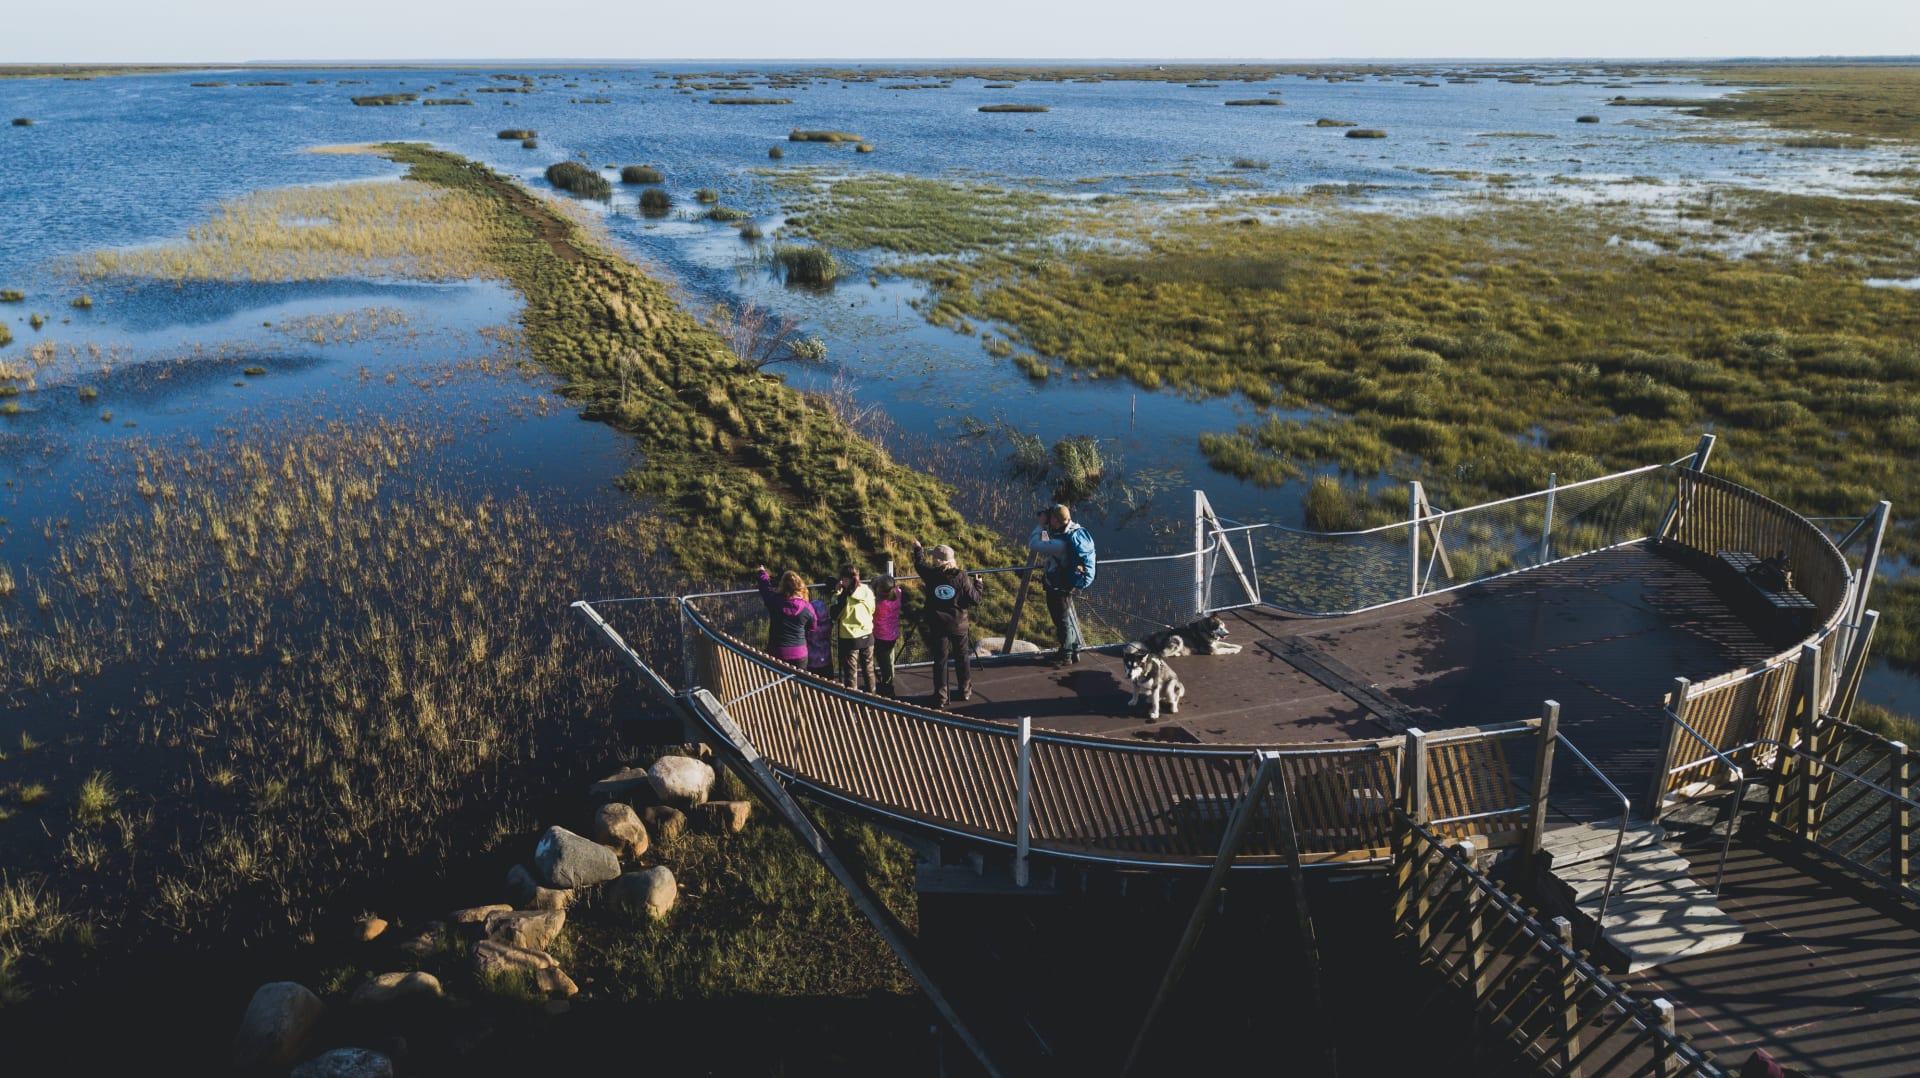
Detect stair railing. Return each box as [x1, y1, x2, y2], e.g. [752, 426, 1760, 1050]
[1660, 708, 1750, 895]
[1552, 731, 1632, 933]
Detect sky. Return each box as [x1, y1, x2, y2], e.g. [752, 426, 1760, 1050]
[4, 0, 1917, 64]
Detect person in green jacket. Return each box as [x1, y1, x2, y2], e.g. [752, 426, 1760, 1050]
[830, 562, 877, 692]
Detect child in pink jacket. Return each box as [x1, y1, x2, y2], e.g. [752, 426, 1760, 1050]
[872, 574, 903, 697]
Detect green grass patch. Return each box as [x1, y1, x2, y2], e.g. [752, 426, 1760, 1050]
[705, 206, 749, 223]
[350, 94, 415, 107]
[1346, 129, 1388, 139]
[620, 165, 663, 184]
[979, 104, 1048, 113]
[773, 170, 1056, 255]
[69, 295, 92, 309]
[1315, 118, 1357, 127]
[639, 188, 671, 214]
[789, 129, 863, 143]
[0, 290, 23, 302]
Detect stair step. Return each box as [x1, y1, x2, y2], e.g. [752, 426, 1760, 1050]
[1595, 883, 1747, 973]
[1553, 845, 1698, 904]
[1539, 817, 1666, 869]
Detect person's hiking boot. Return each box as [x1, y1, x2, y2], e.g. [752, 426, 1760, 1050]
[931, 694, 948, 710]
[959, 688, 973, 702]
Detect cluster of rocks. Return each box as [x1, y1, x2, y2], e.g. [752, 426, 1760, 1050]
[234, 753, 753, 1075]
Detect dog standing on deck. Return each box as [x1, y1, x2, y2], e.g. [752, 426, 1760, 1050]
[1122, 643, 1186, 721]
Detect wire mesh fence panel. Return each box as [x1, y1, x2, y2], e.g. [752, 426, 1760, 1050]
[1256, 526, 1412, 614]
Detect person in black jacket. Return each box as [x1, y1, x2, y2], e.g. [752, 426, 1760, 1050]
[911, 539, 980, 709]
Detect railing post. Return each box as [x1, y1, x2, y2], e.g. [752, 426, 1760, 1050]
[1832, 609, 1880, 725]
[1553, 917, 1583, 1078]
[1652, 997, 1678, 1078]
[1193, 490, 1209, 615]
[678, 600, 696, 695]
[1797, 643, 1829, 840]
[1462, 839, 1487, 1003]
[1014, 716, 1033, 888]
[1895, 741, 1914, 892]
[1688, 432, 1716, 473]
[1528, 701, 1561, 867]
[1540, 472, 1556, 565]
[1409, 482, 1423, 598]
[1647, 678, 1691, 824]
[1402, 729, 1432, 950]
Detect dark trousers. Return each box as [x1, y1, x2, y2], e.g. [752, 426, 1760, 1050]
[928, 629, 971, 704]
[838, 636, 875, 692]
[1045, 587, 1084, 658]
[875, 636, 899, 696]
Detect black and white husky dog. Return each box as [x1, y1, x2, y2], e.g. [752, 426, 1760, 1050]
[1122, 643, 1186, 721]
[1141, 614, 1243, 657]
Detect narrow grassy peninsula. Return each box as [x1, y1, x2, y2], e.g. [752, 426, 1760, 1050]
[379, 145, 1018, 586]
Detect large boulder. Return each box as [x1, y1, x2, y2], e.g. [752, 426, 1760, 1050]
[534, 826, 621, 889]
[592, 802, 650, 859]
[233, 981, 326, 1071]
[648, 755, 715, 808]
[471, 940, 557, 978]
[609, 866, 677, 920]
[350, 971, 443, 1007]
[694, 800, 752, 834]
[588, 767, 658, 804]
[290, 1047, 394, 1078]
[505, 863, 572, 910]
[640, 805, 688, 843]
[485, 909, 566, 952]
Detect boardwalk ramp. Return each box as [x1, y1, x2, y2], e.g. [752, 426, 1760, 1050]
[1542, 818, 1745, 973]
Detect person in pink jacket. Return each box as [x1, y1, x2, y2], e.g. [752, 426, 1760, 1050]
[871, 574, 903, 697]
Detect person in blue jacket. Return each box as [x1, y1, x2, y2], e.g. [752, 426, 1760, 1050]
[1027, 503, 1096, 666]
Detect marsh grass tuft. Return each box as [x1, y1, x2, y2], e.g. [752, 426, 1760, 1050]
[1315, 118, 1358, 127]
[768, 146, 784, 159]
[70, 295, 92, 309]
[496, 129, 537, 140]
[773, 244, 840, 285]
[639, 188, 672, 215]
[0, 291, 23, 302]
[1345, 129, 1388, 139]
[620, 165, 663, 184]
[73, 773, 116, 824]
[978, 104, 1048, 113]
[11, 118, 33, 127]
[694, 188, 720, 204]
[1224, 99, 1281, 106]
[350, 94, 415, 107]
[545, 162, 612, 199]
[789, 129, 864, 143]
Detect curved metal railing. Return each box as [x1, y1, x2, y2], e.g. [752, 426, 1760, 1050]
[580, 449, 1874, 870]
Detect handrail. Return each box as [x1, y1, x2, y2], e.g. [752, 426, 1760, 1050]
[1785, 741, 1920, 811]
[1430, 802, 1533, 827]
[1663, 708, 1748, 895]
[1257, 462, 1671, 539]
[1553, 732, 1632, 933]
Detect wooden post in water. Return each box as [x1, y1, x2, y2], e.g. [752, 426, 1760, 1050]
[1528, 701, 1561, 868]
[1646, 679, 1691, 825]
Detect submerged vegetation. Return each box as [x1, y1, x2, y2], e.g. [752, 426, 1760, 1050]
[775, 170, 1055, 255]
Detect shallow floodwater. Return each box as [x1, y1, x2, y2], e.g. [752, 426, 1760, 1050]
[1, 62, 1914, 701]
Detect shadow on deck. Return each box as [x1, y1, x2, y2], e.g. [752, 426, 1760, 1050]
[897, 543, 1782, 798]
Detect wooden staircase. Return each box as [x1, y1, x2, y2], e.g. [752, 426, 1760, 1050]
[1540, 817, 1746, 973]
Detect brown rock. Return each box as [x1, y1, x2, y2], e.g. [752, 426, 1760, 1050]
[470, 940, 556, 978]
[396, 922, 443, 958]
[695, 800, 752, 834]
[588, 767, 659, 804]
[639, 805, 687, 843]
[233, 981, 326, 1070]
[484, 908, 566, 952]
[353, 916, 389, 943]
[609, 866, 677, 920]
[592, 802, 650, 859]
[350, 971, 443, 1006]
[534, 966, 580, 998]
[448, 903, 512, 925]
[505, 863, 573, 910]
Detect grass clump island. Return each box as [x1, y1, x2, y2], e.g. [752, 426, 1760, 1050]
[349, 93, 415, 107]
[788, 129, 863, 143]
[639, 187, 672, 214]
[979, 103, 1048, 113]
[496, 128, 537, 140]
[773, 244, 840, 285]
[619, 164, 662, 184]
[709, 97, 791, 105]
[544, 161, 612, 199]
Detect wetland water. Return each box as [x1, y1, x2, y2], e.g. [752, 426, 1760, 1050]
[2, 64, 1916, 740]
